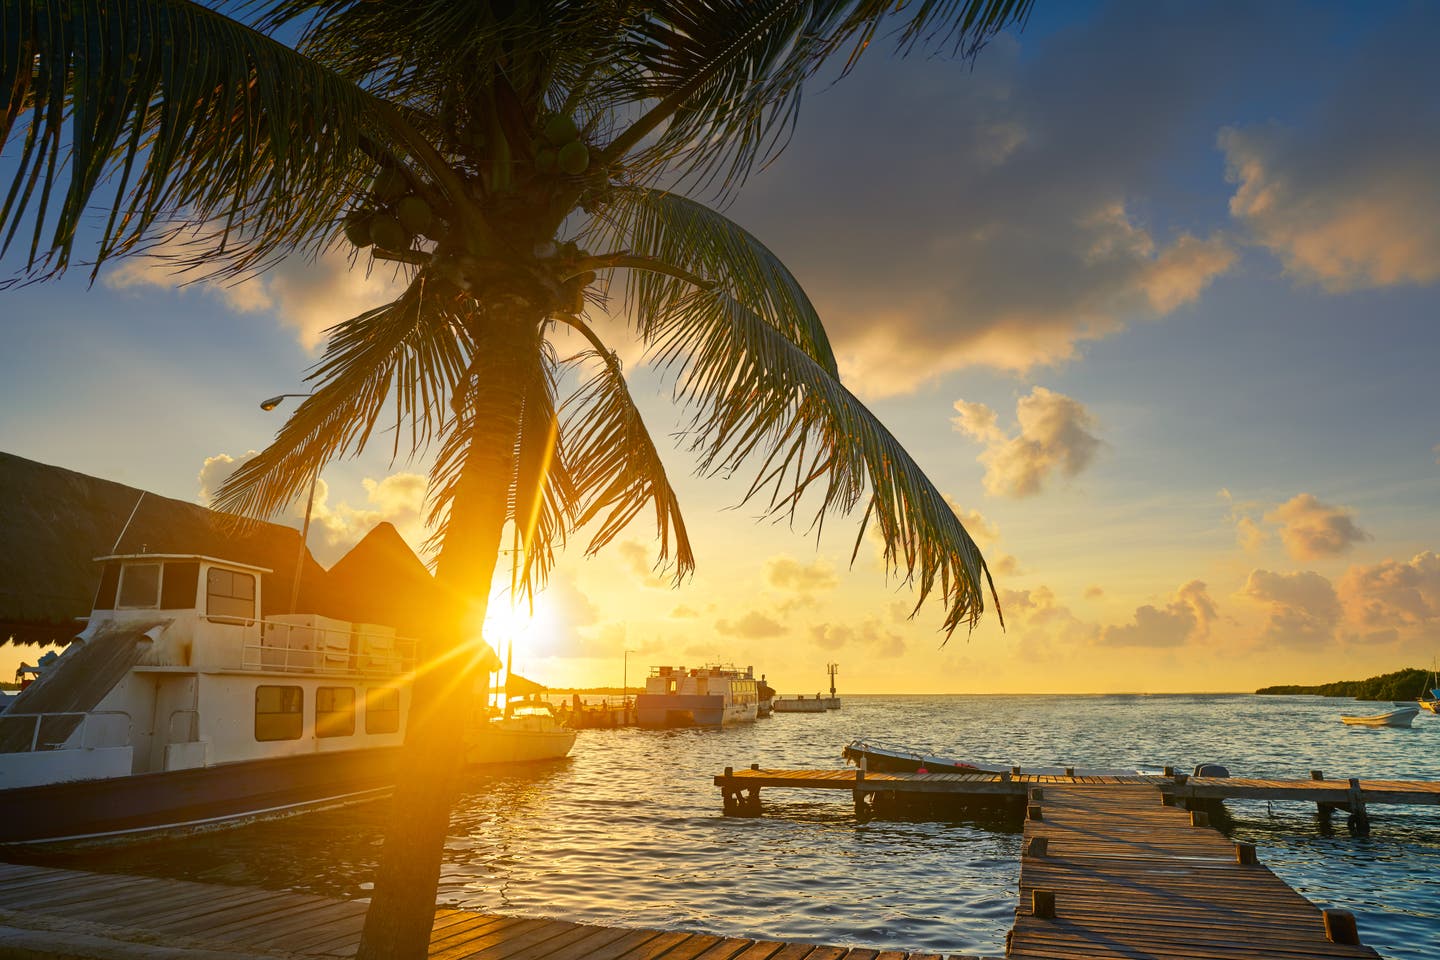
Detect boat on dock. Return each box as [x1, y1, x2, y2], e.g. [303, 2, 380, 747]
[635, 664, 759, 728]
[1340, 706, 1420, 727]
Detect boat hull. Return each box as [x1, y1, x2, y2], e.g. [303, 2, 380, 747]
[1340, 707, 1419, 727]
[635, 693, 756, 728]
[466, 727, 575, 764]
[0, 746, 402, 846]
[1420, 699, 1439, 714]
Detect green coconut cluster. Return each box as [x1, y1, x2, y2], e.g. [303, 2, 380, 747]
[533, 113, 589, 177]
[342, 165, 442, 251]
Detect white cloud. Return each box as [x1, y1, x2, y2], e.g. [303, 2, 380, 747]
[808, 619, 905, 659]
[765, 556, 839, 594]
[1099, 580, 1217, 648]
[1241, 569, 1341, 647]
[715, 610, 785, 640]
[106, 241, 405, 351]
[197, 450, 259, 506]
[1338, 552, 1440, 630]
[1262, 493, 1369, 562]
[952, 387, 1101, 497]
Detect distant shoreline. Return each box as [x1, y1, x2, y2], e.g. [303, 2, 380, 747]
[1256, 666, 1427, 701]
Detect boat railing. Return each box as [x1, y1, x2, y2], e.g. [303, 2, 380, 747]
[239, 617, 417, 677]
[0, 709, 133, 753]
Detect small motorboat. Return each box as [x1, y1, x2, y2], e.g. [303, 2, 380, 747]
[842, 740, 1145, 777]
[1340, 706, 1420, 727]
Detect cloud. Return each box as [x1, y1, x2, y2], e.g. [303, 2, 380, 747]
[1083, 585, 1104, 600]
[617, 540, 669, 588]
[953, 387, 1101, 497]
[765, 556, 839, 593]
[1218, 10, 1440, 292]
[1338, 552, 1440, 630]
[669, 604, 701, 620]
[726, 7, 1255, 397]
[308, 473, 429, 561]
[715, 610, 785, 639]
[1263, 494, 1369, 561]
[197, 451, 259, 506]
[1241, 569, 1341, 647]
[106, 242, 406, 351]
[1099, 580, 1217, 648]
[809, 619, 905, 658]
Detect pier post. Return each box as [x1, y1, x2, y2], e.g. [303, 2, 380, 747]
[1162, 766, 1174, 777]
[1190, 810, 1210, 828]
[1027, 804, 1044, 821]
[1310, 770, 1324, 780]
[1346, 778, 1370, 837]
[1029, 786, 1044, 801]
[1234, 842, 1257, 865]
[1031, 889, 1056, 919]
[1322, 909, 1360, 945]
[1026, 837, 1048, 857]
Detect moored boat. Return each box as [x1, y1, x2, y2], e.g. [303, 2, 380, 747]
[1340, 706, 1419, 727]
[468, 697, 575, 764]
[0, 549, 419, 846]
[1418, 661, 1439, 714]
[843, 739, 1147, 777]
[635, 664, 759, 728]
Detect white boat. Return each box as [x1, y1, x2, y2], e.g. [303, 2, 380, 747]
[0, 550, 419, 845]
[467, 698, 575, 764]
[635, 664, 759, 728]
[1340, 706, 1419, 727]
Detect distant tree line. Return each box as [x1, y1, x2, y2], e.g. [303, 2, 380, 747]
[1256, 667, 1432, 701]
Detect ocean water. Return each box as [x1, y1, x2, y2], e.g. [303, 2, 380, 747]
[15, 694, 1440, 957]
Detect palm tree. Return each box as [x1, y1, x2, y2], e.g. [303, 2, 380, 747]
[1, 1, 1026, 955]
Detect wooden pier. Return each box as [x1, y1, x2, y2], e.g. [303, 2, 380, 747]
[1010, 783, 1378, 959]
[0, 861, 974, 960]
[713, 765, 1440, 833]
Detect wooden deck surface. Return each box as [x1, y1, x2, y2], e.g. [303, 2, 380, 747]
[1008, 784, 1379, 960]
[0, 861, 977, 960]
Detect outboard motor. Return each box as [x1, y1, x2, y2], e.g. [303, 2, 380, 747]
[1193, 763, 1230, 778]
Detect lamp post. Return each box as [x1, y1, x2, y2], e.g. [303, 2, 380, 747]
[623, 649, 635, 719]
[260, 393, 316, 613]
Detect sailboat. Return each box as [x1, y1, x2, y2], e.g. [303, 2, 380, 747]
[465, 626, 575, 765]
[1419, 660, 1440, 715]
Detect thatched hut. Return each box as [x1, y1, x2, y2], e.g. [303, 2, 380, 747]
[0, 451, 437, 648]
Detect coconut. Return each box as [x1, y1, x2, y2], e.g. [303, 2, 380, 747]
[543, 114, 580, 146]
[369, 214, 410, 250]
[557, 140, 589, 175]
[535, 147, 558, 175]
[396, 195, 434, 236]
[343, 211, 374, 247]
[371, 166, 410, 202]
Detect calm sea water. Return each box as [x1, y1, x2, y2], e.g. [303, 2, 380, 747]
[14, 694, 1440, 957]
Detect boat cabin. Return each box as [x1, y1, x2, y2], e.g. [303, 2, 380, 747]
[0, 552, 416, 791]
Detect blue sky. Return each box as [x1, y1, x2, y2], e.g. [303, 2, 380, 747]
[4, 1, 1439, 692]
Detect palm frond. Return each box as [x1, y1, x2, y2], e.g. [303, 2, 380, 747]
[648, 288, 998, 636]
[603, 0, 1032, 193]
[212, 274, 464, 521]
[592, 186, 837, 376]
[561, 343, 694, 582]
[0, 0, 399, 280]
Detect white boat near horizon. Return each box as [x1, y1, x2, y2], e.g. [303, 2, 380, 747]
[1340, 706, 1420, 728]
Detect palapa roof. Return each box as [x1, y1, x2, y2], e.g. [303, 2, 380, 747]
[0, 451, 438, 646]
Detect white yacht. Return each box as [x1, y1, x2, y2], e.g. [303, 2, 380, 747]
[0, 551, 417, 845]
[635, 664, 759, 728]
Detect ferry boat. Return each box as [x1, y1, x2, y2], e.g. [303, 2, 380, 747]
[0, 551, 419, 846]
[635, 665, 759, 728]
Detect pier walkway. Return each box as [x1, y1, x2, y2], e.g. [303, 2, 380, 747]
[0, 861, 973, 960]
[1009, 784, 1378, 959]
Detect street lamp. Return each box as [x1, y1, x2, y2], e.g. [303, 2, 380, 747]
[261, 393, 317, 613]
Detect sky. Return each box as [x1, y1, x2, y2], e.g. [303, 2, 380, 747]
[4, 1, 1440, 694]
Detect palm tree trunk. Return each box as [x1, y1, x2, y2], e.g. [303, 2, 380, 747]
[356, 315, 539, 960]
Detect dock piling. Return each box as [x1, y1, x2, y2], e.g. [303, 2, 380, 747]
[1025, 837, 1048, 858]
[1235, 841, 1257, 865]
[1031, 890, 1056, 919]
[1323, 909, 1360, 945]
[1190, 810, 1210, 828]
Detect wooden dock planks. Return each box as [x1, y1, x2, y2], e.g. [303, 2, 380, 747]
[0, 861, 958, 960]
[1008, 784, 1380, 960]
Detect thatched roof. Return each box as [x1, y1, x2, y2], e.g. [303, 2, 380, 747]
[0, 451, 438, 645]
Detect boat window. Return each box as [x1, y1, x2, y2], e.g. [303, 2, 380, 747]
[316, 686, 356, 738]
[255, 685, 303, 741]
[117, 563, 161, 608]
[365, 687, 400, 734]
[161, 562, 199, 609]
[207, 568, 256, 621]
[93, 564, 121, 611]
